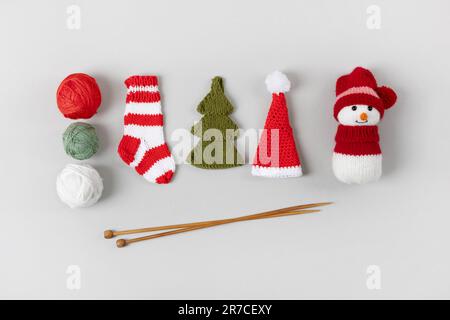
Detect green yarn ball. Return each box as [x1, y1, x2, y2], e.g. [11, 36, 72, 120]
[63, 122, 99, 160]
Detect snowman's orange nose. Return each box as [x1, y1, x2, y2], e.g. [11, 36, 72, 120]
[360, 112, 368, 121]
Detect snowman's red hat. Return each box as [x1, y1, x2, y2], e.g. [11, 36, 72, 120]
[334, 67, 397, 120]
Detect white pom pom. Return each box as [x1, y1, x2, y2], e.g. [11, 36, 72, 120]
[265, 71, 291, 93]
[56, 164, 103, 208]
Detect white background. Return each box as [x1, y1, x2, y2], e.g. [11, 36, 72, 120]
[1, 0, 449, 299]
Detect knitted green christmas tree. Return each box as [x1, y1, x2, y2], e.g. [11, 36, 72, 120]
[187, 77, 243, 169]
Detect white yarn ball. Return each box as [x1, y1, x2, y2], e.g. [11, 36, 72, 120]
[56, 164, 103, 208]
[265, 70, 291, 93]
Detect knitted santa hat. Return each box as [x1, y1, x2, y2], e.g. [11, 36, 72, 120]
[334, 67, 397, 120]
[252, 71, 302, 178]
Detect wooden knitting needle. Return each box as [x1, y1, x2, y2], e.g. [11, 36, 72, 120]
[104, 202, 331, 239]
[116, 209, 320, 248]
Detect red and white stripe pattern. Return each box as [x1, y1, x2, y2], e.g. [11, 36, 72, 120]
[335, 86, 379, 102]
[118, 75, 175, 184]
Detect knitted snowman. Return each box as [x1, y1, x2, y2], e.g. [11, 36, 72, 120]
[332, 67, 397, 184]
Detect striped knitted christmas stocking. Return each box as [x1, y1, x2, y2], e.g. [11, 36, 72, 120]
[118, 75, 175, 184]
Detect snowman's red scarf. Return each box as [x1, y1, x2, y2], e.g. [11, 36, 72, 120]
[334, 125, 381, 156]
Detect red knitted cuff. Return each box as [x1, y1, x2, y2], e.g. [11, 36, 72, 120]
[334, 125, 381, 155]
[125, 75, 158, 88]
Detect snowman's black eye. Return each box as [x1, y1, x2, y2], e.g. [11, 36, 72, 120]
[368, 106, 373, 111]
[351, 106, 357, 111]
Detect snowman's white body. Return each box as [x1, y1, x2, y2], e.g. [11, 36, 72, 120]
[333, 105, 382, 184]
[332, 153, 382, 184]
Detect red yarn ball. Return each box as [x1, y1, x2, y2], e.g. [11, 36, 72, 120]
[57, 73, 101, 119]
